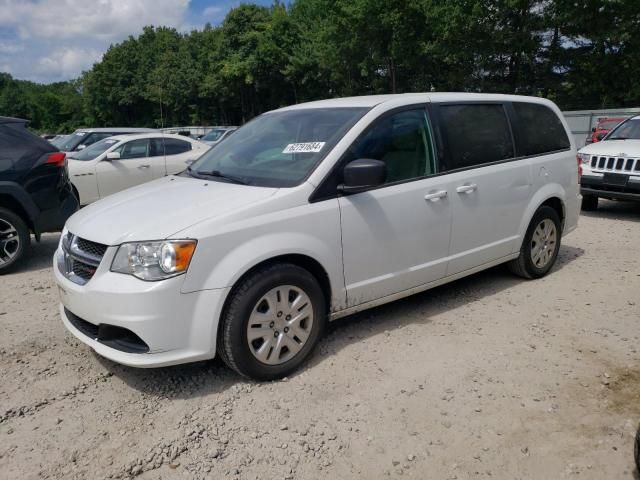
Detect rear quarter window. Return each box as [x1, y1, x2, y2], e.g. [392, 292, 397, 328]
[513, 102, 570, 155]
[438, 103, 515, 170]
[164, 139, 192, 155]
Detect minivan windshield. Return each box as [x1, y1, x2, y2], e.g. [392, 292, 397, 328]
[188, 108, 368, 187]
[202, 129, 227, 142]
[50, 135, 70, 149]
[68, 138, 119, 161]
[606, 117, 640, 140]
[57, 131, 89, 152]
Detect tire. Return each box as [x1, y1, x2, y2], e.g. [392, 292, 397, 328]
[581, 194, 598, 211]
[0, 207, 30, 274]
[508, 206, 562, 279]
[217, 263, 326, 381]
[635, 425, 640, 473]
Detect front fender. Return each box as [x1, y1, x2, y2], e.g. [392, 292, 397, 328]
[180, 199, 346, 312]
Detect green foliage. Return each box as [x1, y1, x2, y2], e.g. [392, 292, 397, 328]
[1, 0, 639, 132]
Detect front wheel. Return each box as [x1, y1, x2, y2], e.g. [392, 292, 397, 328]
[217, 263, 326, 381]
[508, 206, 562, 279]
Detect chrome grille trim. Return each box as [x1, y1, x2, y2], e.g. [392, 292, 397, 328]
[58, 233, 108, 285]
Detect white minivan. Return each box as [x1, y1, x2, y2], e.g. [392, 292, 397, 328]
[54, 93, 579, 380]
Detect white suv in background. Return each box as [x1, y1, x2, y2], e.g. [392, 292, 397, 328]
[577, 115, 640, 210]
[56, 127, 156, 153]
[67, 133, 210, 205]
[54, 93, 579, 380]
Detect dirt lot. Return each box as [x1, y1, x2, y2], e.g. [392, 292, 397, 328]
[1, 200, 639, 480]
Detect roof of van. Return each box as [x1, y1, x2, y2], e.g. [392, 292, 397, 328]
[276, 93, 555, 111]
[74, 127, 157, 133]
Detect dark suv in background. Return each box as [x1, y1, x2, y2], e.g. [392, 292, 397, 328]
[0, 117, 78, 273]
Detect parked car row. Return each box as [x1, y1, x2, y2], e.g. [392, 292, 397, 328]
[0, 122, 239, 271]
[68, 133, 209, 205]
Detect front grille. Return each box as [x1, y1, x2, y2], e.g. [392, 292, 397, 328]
[76, 238, 108, 258]
[71, 261, 97, 281]
[590, 155, 640, 173]
[58, 233, 108, 285]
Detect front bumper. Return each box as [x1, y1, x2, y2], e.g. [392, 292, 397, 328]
[580, 173, 640, 201]
[54, 247, 229, 368]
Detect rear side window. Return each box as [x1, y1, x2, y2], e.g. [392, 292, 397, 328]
[513, 102, 570, 155]
[117, 139, 149, 159]
[439, 104, 514, 170]
[163, 139, 191, 155]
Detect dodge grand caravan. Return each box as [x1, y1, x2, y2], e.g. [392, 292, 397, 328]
[54, 93, 579, 380]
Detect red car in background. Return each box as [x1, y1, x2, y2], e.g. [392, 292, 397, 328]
[586, 117, 626, 144]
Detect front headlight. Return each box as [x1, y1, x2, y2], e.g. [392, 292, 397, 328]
[111, 240, 197, 281]
[577, 152, 591, 164]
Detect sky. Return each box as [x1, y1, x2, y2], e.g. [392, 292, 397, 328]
[0, 0, 273, 84]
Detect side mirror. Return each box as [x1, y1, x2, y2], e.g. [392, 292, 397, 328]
[76, 144, 86, 151]
[339, 159, 386, 194]
[105, 151, 121, 160]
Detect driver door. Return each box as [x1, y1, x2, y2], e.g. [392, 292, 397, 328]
[338, 107, 453, 306]
[95, 138, 154, 199]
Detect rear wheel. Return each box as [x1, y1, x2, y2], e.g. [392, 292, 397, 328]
[218, 263, 326, 380]
[508, 206, 561, 279]
[581, 194, 598, 211]
[0, 207, 30, 274]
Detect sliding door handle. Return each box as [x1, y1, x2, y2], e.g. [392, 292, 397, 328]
[424, 190, 448, 202]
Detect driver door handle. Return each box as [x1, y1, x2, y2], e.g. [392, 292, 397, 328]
[424, 190, 448, 202]
[137, 165, 151, 169]
[456, 183, 477, 194]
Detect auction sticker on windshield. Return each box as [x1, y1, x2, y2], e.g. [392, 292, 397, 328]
[282, 142, 325, 154]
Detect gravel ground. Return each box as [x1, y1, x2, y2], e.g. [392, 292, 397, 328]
[1, 200, 639, 480]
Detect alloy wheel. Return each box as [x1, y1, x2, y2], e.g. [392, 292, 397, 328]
[246, 285, 314, 365]
[530, 219, 557, 269]
[0, 218, 20, 265]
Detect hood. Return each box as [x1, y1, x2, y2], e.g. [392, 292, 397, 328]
[66, 175, 278, 245]
[579, 139, 640, 157]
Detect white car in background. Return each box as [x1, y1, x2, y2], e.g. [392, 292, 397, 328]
[199, 126, 237, 147]
[68, 133, 209, 205]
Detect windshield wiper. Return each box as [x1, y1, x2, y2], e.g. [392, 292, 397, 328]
[608, 137, 628, 140]
[188, 167, 248, 185]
